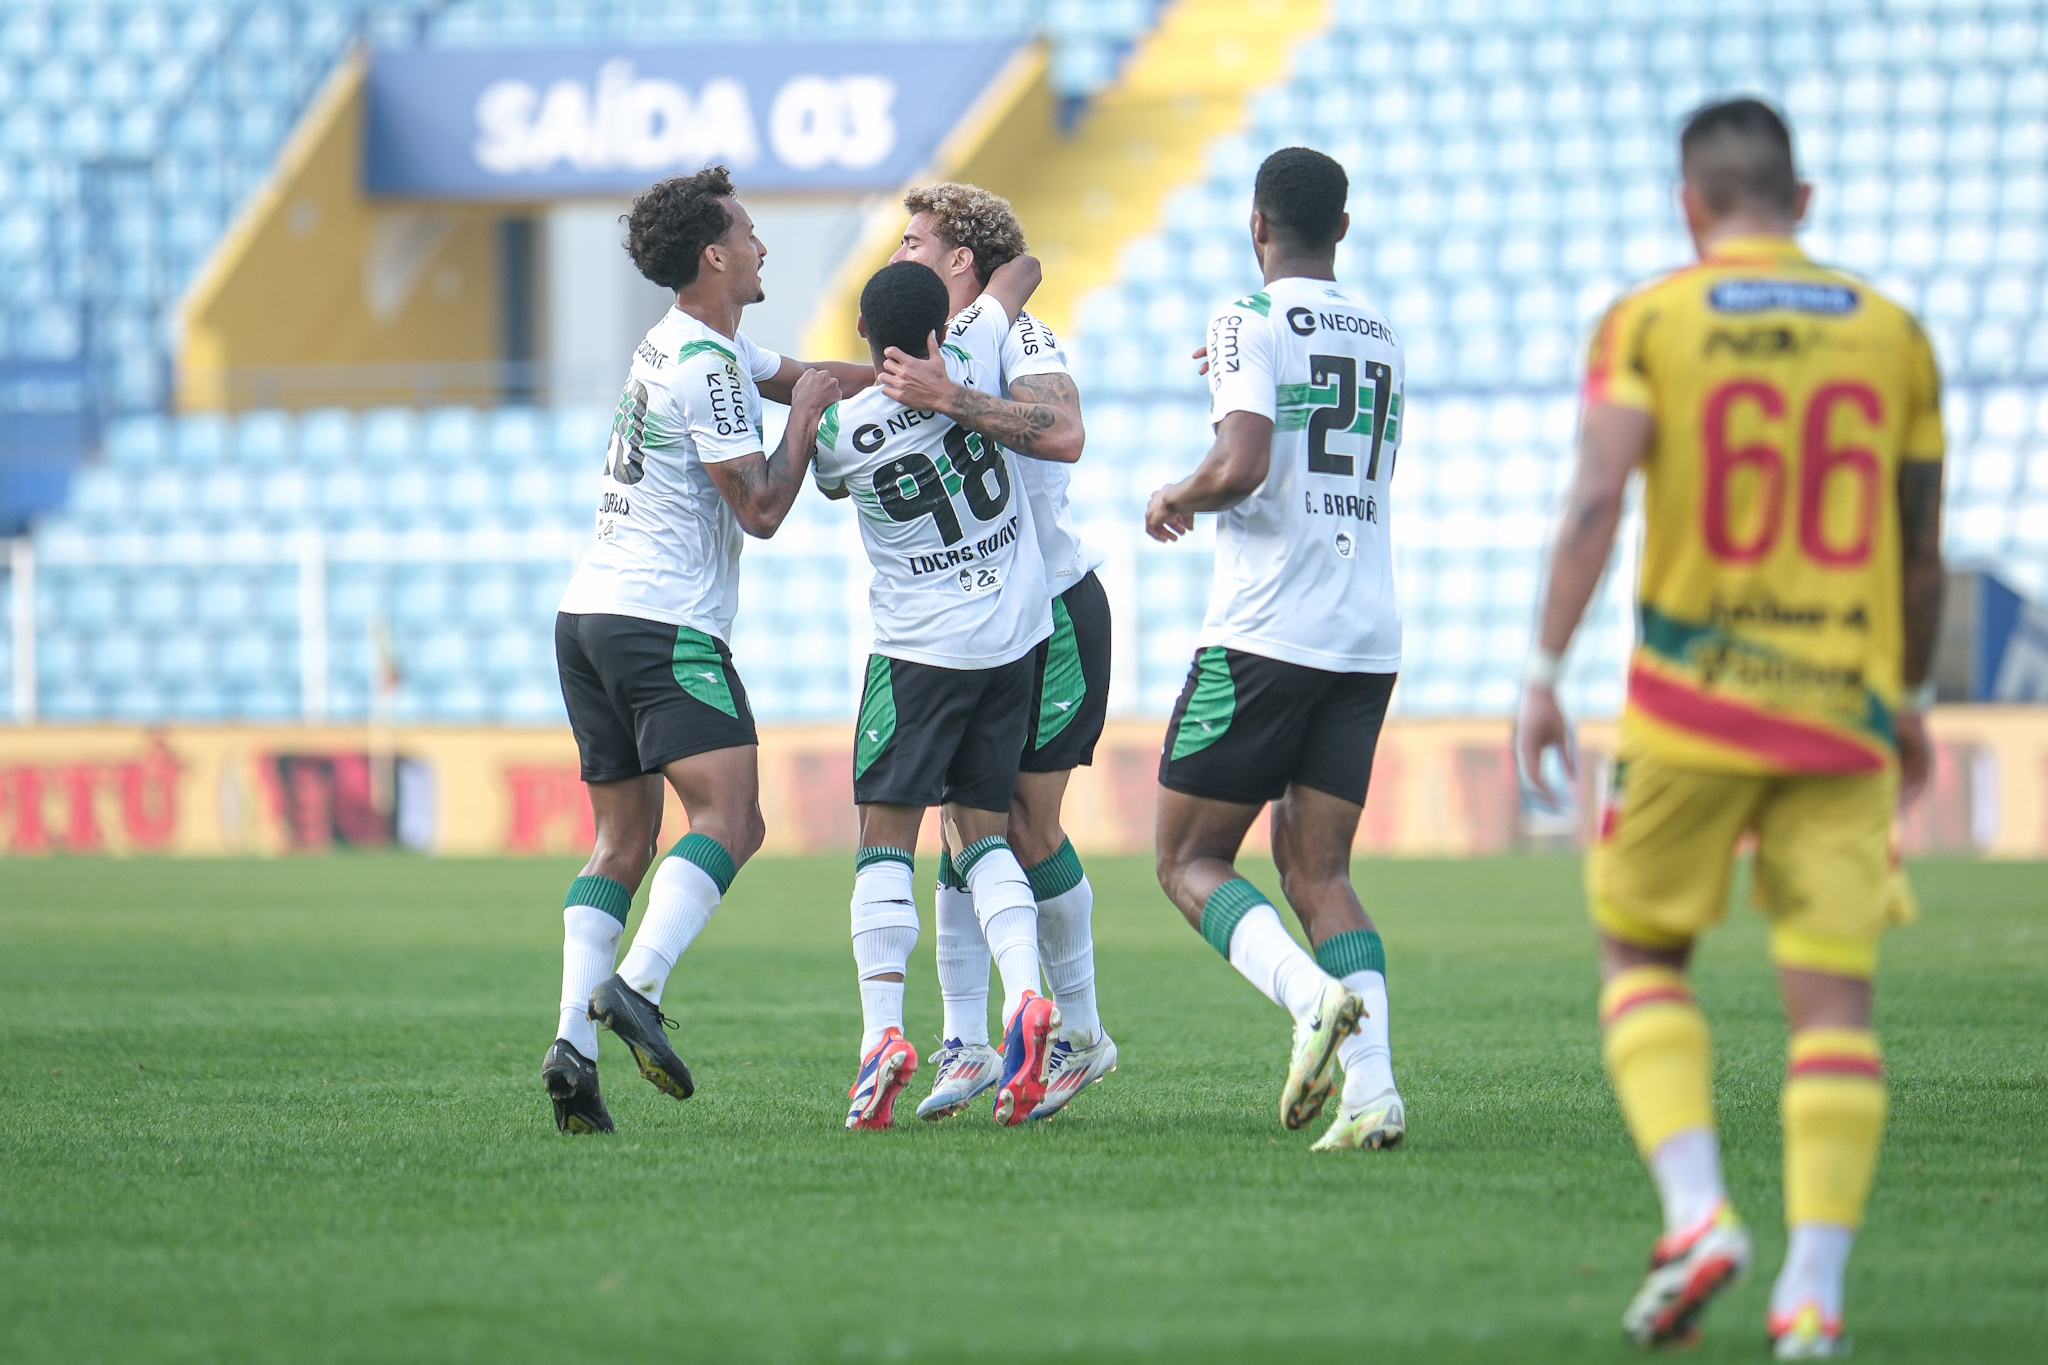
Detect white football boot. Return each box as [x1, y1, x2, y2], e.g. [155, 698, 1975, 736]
[1028, 1031, 1118, 1120]
[915, 1038, 1004, 1121]
[1309, 1087, 1405, 1151]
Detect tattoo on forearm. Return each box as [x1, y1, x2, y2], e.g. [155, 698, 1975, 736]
[949, 374, 1076, 455]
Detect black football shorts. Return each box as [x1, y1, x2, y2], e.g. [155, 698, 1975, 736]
[555, 612, 758, 784]
[1158, 646, 1395, 806]
[853, 651, 1034, 811]
[1020, 571, 1112, 774]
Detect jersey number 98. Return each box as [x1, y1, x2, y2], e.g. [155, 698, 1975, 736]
[873, 428, 1010, 546]
[1701, 379, 1883, 568]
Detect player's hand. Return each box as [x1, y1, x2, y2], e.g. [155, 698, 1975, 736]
[792, 364, 840, 416]
[1895, 706, 1932, 810]
[878, 333, 956, 413]
[1514, 683, 1577, 806]
[1191, 344, 1210, 376]
[1145, 486, 1194, 542]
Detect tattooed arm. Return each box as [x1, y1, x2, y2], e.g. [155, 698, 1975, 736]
[1515, 401, 1653, 798]
[704, 367, 840, 538]
[1894, 459, 1946, 806]
[877, 348, 1085, 464]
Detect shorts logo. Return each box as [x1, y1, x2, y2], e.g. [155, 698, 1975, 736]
[1286, 307, 1317, 336]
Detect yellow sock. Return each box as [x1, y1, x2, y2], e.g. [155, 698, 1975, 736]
[1600, 966, 1715, 1158]
[1783, 1028, 1887, 1228]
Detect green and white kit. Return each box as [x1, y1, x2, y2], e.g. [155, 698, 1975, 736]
[815, 293, 1053, 670]
[558, 306, 782, 638]
[1202, 276, 1405, 672]
[974, 306, 1105, 595]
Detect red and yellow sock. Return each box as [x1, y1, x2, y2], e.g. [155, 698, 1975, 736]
[1783, 1028, 1887, 1228]
[1600, 966, 1715, 1158]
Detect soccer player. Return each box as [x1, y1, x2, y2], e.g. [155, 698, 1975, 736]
[877, 184, 1116, 1123]
[1146, 147, 1406, 1152]
[1516, 100, 1943, 1357]
[812, 256, 1057, 1130]
[541, 166, 869, 1135]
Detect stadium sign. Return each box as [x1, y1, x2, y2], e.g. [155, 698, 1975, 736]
[363, 42, 1024, 197]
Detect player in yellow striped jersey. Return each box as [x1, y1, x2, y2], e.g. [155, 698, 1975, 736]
[1517, 100, 1945, 1359]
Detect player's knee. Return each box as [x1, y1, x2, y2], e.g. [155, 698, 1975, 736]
[584, 841, 653, 893]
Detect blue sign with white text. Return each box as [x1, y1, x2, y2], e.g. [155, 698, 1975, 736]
[364, 42, 1024, 198]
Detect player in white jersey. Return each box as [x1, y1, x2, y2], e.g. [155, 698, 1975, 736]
[542, 166, 871, 1135]
[1147, 148, 1407, 1151]
[812, 259, 1061, 1130]
[877, 184, 1116, 1123]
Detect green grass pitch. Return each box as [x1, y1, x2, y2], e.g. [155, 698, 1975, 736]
[2, 853, 2042, 1363]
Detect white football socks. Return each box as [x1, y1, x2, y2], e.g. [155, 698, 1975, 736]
[934, 859, 992, 1047]
[558, 902, 622, 1059]
[1650, 1126, 1730, 1236]
[1770, 1223, 1854, 1323]
[961, 836, 1041, 1024]
[1336, 968, 1395, 1103]
[851, 850, 920, 1056]
[1032, 847, 1100, 1045]
[1227, 902, 1331, 1020]
[616, 844, 727, 1006]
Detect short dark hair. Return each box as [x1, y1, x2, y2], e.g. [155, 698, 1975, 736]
[1680, 98, 1799, 217]
[1253, 147, 1348, 251]
[859, 261, 951, 360]
[624, 166, 737, 290]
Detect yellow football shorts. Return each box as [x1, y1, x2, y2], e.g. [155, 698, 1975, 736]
[1587, 748, 1914, 979]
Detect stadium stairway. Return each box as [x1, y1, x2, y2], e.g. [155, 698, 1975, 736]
[802, 0, 1329, 355]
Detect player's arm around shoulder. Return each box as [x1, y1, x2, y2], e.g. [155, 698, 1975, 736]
[758, 354, 876, 405]
[703, 366, 841, 538]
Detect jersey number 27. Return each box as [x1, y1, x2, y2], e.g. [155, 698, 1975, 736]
[1307, 355, 1397, 481]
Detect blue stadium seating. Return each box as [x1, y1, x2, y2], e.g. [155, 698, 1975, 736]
[0, 1, 1167, 417]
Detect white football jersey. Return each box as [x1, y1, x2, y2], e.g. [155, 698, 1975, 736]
[558, 308, 781, 640]
[1199, 276, 1404, 672]
[815, 296, 1052, 670]
[974, 307, 1104, 595]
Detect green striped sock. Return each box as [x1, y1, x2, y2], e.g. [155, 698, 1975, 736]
[856, 845, 915, 872]
[1199, 878, 1271, 958]
[1023, 838, 1085, 902]
[936, 850, 967, 891]
[955, 835, 1011, 880]
[564, 874, 632, 926]
[1314, 929, 1385, 978]
[669, 832, 736, 896]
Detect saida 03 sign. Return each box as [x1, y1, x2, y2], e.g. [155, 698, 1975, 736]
[363, 41, 1025, 198]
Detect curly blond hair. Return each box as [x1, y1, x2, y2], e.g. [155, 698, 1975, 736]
[902, 182, 1026, 286]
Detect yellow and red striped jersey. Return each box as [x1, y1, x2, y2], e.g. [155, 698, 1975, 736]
[1585, 235, 1944, 774]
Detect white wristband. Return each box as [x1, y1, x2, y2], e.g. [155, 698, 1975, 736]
[1523, 647, 1562, 689]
